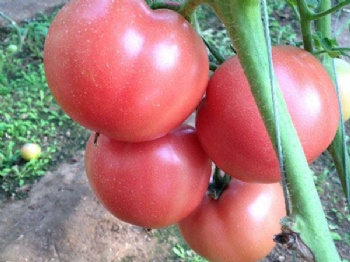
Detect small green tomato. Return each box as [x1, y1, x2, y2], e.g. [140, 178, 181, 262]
[6, 44, 18, 54]
[20, 143, 42, 161]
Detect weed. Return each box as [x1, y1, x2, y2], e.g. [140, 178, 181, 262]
[0, 9, 88, 198]
[173, 244, 207, 262]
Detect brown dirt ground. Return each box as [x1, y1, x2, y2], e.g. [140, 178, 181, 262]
[0, 151, 174, 262]
[0, 1, 350, 262]
[0, 0, 69, 26]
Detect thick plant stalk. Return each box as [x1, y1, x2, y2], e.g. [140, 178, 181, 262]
[180, 0, 341, 261]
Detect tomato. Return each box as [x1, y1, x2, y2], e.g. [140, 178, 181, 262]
[334, 58, 350, 122]
[20, 143, 42, 161]
[178, 179, 286, 262]
[196, 45, 339, 183]
[84, 125, 212, 228]
[44, 0, 209, 142]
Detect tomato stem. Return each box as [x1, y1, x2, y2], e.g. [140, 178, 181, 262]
[315, 0, 332, 41]
[202, 38, 226, 64]
[207, 166, 230, 200]
[313, 47, 350, 56]
[178, 0, 211, 21]
[312, 1, 350, 20]
[295, 0, 314, 52]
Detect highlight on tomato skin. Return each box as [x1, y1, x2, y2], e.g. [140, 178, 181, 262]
[84, 125, 212, 229]
[44, 0, 209, 143]
[177, 179, 286, 262]
[196, 45, 340, 183]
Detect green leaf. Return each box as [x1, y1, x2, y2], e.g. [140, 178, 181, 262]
[173, 245, 186, 258]
[331, 231, 342, 241]
[18, 179, 24, 187]
[313, 33, 341, 57]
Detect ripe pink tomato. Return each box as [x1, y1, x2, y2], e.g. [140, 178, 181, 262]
[44, 0, 209, 142]
[178, 179, 286, 262]
[84, 125, 212, 228]
[196, 46, 339, 183]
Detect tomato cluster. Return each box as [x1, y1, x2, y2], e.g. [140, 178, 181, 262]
[44, 0, 340, 261]
[44, 0, 212, 229]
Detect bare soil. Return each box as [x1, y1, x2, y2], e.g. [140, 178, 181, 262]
[0, 151, 174, 262]
[0, 0, 68, 26]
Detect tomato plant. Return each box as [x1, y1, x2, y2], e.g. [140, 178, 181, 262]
[84, 125, 212, 229]
[44, 0, 349, 260]
[196, 45, 339, 183]
[334, 58, 350, 122]
[178, 179, 286, 262]
[44, 0, 209, 142]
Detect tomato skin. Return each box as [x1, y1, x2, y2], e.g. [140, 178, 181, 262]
[334, 58, 350, 122]
[84, 125, 212, 229]
[178, 180, 286, 262]
[44, 0, 209, 142]
[196, 46, 339, 183]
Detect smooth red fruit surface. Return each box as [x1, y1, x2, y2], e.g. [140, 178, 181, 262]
[85, 125, 212, 229]
[44, 0, 209, 142]
[196, 46, 339, 183]
[178, 180, 286, 262]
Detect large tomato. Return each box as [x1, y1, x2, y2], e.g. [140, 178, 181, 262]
[196, 46, 339, 183]
[178, 179, 286, 262]
[334, 58, 350, 122]
[84, 125, 212, 229]
[44, 0, 209, 142]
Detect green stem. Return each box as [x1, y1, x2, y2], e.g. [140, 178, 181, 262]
[178, 0, 211, 21]
[315, 0, 332, 39]
[314, 0, 332, 69]
[285, 2, 301, 22]
[295, 0, 314, 52]
[313, 47, 350, 56]
[202, 38, 226, 64]
[189, 0, 340, 260]
[312, 1, 350, 20]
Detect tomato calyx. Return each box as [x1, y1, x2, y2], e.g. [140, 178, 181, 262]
[207, 166, 231, 200]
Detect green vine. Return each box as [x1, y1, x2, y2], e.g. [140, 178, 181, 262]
[296, 0, 314, 52]
[312, 1, 350, 20]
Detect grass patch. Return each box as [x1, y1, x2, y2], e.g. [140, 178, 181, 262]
[0, 9, 89, 199]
